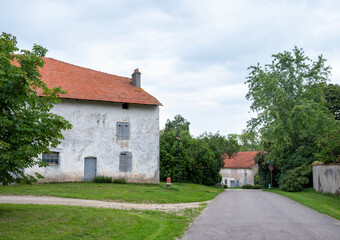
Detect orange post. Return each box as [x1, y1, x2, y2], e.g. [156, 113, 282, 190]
[166, 177, 171, 187]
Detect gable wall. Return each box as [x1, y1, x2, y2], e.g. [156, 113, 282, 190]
[25, 99, 160, 183]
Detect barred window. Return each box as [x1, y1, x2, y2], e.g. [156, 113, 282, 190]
[42, 152, 59, 165]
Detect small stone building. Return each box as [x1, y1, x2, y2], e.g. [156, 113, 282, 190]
[220, 151, 260, 187]
[25, 58, 162, 183]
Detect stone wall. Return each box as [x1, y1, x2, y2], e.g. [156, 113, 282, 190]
[313, 163, 340, 194]
[25, 99, 160, 183]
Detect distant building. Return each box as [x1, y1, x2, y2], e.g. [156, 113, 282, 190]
[25, 58, 162, 183]
[220, 151, 260, 187]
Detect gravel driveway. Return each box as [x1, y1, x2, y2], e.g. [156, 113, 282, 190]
[0, 195, 207, 212]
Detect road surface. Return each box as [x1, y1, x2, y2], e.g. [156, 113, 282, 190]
[182, 189, 340, 240]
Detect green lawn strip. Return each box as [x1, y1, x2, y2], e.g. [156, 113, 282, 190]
[0, 204, 205, 240]
[267, 188, 340, 220]
[0, 182, 223, 204]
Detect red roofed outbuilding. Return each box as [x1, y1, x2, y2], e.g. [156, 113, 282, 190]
[220, 151, 260, 187]
[25, 58, 161, 183]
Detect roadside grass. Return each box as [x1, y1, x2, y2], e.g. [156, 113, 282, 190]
[0, 182, 223, 203]
[267, 188, 340, 220]
[0, 204, 205, 240]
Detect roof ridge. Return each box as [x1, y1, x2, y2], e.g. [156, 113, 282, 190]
[43, 57, 132, 81]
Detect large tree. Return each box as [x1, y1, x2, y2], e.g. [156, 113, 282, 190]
[0, 33, 72, 185]
[245, 47, 339, 191]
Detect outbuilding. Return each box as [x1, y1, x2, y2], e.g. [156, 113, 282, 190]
[220, 151, 260, 187]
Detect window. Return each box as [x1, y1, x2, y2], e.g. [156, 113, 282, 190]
[116, 122, 130, 140]
[42, 152, 59, 165]
[122, 103, 129, 109]
[119, 152, 132, 172]
[224, 179, 228, 185]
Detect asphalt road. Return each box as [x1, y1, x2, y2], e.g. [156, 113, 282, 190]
[181, 189, 340, 240]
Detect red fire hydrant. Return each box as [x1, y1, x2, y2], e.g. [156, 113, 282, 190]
[167, 177, 171, 187]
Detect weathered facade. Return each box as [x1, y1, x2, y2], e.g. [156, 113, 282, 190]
[220, 151, 260, 187]
[25, 58, 161, 183]
[313, 163, 340, 194]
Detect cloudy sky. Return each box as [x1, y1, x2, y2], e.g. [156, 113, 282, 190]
[1, 0, 340, 136]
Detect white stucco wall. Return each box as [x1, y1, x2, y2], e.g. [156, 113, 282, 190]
[25, 99, 160, 183]
[220, 166, 257, 187]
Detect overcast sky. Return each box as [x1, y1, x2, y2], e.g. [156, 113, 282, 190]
[1, 0, 340, 136]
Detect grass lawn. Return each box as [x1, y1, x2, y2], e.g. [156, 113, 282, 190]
[0, 204, 205, 240]
[0, 182, 223, 203]
[268, 188, 340, 220]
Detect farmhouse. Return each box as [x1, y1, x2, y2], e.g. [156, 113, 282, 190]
[220, 151, 260, 187]
[25, 58, 162, 183]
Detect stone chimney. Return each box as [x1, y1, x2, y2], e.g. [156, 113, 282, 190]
[131, 69, 141, 88]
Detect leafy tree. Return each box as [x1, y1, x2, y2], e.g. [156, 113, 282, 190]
[238, 129, 262, 151]
[245, 47, 339, 191]
[0, 33, 72, 185]
[164, 114, 190, 132]
[323, 83, 340, 120]
[160, 115, 239, 185]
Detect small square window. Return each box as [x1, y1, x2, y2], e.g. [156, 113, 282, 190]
[122, 103, 129, 109]
[42, 152, 59, 165]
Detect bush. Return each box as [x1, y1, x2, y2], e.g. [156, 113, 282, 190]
[93, 176, 112, 183]
[253, 184, 263, 189]
[279, 165, 311, 192]
[223, 184, 228, 189]
[112, 178, 126, 184]
[242, 184, 253, 189]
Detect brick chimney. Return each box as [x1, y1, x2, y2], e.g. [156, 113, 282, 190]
[131, 69, 141, 88]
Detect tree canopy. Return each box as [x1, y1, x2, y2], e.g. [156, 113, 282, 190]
[245, 47, 339, 191]
[160, 115, 239, 185]
[0, 32, 72, 185]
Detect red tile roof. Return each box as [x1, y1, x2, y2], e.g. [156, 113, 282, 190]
[223, 151, 260, 169]
[37, 57, 162, 105]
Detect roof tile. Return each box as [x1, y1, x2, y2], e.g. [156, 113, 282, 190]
[223, 151, 260, 169]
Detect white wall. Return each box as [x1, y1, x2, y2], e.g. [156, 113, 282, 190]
[25, 99, 160, 183]
[220, 166, 257, 187]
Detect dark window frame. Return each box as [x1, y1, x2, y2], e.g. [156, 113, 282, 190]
[42, 152, 59, 165]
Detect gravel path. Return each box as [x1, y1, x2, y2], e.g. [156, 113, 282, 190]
[0, 195, 207, 212]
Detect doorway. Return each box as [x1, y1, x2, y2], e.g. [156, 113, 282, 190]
[84, 157, 97, 181]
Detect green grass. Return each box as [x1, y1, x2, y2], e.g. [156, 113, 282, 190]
[268, 188, 340, 220]
[0, 182, 223, 203]
[0, 204, 205, 240]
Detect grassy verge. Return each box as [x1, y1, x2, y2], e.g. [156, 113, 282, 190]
[0, 204, 205, 240]
[0, 182, 223, 203]
[267, 188, 340, 220]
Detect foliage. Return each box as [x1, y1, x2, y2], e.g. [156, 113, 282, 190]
[0, 182, 224, 204]
[242, 184, 253, 189]
[253, 184, 263, 189]
[164, 114, 190, 132]
[93, 176, 112, 183]
[279, 165, 311, 192]
[323, 83, 340, 120]
[160, 115, 239, 185]
[254, 152, 279, 187]
[223, 184, 228, 189]
[315, 127, 340, 163]
[268, 188, 340, 220]
[0, 33, 72, 185]
[0, 204, 205, 240]
[112, 178, 127, 184]
[245, 47, 338, 190]
[238, 129, 262, 151]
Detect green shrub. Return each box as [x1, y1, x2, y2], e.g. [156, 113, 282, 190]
[253, 184, 262, 189]
[112, 178, 126, 184]
[223, 184, 228, 189]
[242, 184, 253, 189]
[93, 176, 112, 183]
[279, 165, 311, 192]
